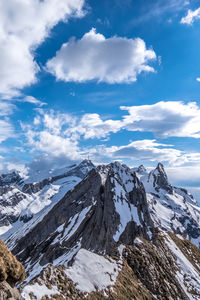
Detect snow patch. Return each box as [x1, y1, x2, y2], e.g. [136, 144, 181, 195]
[65, 248, 119, 293]
[21, 283, 59, 300]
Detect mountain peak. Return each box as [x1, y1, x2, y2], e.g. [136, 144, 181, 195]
[149, 162, 173, 193]
[137, 165, 147, 174]
[156, 162, 166, 174]
[78, 159, 94, 168]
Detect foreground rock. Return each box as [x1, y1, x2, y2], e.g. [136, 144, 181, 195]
[20, 232, 200, 299]
[0, 239, 25, 299]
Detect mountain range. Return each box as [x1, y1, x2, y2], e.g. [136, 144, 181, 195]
[0, 160, 200, 299]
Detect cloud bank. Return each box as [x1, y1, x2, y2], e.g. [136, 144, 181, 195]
[19, 101, 200, 167]
[121, 101, 200, 138]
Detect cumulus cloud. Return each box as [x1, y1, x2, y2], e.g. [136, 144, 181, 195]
[20, 101, 200, 167]
[22, 109, 122, 160]
[27, 130, 80, 160]
[181, 7, 200, 24]
[46, 28, 156, 84]
[0, 0, 85, 98]
[121, 101, 200, 138]
[22, 110, 80, 160]
[37, 101, 200, 141]
[69, 113, 122, 139]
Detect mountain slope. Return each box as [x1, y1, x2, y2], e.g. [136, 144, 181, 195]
[135, 163, 200, 248]
[1, 160, 200, 299]
[0, 160, 94, 237]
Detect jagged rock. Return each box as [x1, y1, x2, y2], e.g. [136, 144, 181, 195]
[12, 163, 153, 268]
[19, 233, 200, 300]
[148, 162, 173, 194]
[0, 281, 23, 300]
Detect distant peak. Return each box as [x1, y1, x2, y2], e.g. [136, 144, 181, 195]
[79, 159, 95, 167]
[156, 162, 165, 173]
[151, 163, 172, 193]
[137, 165, 147, 173]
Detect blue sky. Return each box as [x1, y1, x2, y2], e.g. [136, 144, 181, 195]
[1, 0, 200, 199]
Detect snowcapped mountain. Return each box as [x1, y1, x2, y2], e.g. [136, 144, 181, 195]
[0, 160, 200, 299]
[0, 160, 94, 236]
[135, 162, 200, 248]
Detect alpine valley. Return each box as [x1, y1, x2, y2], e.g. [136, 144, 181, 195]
[0, 159, 200, 300]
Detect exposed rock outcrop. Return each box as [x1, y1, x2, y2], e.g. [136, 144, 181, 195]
[0, 239, 25, 300]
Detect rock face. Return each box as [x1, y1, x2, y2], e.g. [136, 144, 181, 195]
[0, 239, 25, 300]
[148, 162, 173, 193]
[0, 160, 200, 299]
[12, 163, 153, 266]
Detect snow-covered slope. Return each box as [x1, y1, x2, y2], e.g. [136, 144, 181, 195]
[0, 160, 94, 236]
[135, 163, 200, 248]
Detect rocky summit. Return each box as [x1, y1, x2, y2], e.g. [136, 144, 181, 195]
[0, 160, 200, 299]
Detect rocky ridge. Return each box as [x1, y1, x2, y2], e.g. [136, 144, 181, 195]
[0, 160, 200, 299]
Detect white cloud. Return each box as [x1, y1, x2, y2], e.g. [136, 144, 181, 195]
[197, 78, 200, 82]
[0, 101, 16, 116]
[22, 110, 80, 160]
[0, 0, 85, 98]
[46, 28, 156, 84]
[131, 0, 189, 25]
[166, 166, 200, 187]
[20, 96, 47, 107]
[20, 103, 200, 167]
[181, 7, 200, 24]
[0, 101, 15, 143]
[0, 119, 14, 143]
[89, 140, 183, 165]
[21, 109, 123, 161]
[121, 101, 200, 138]
[26, 130, 80, 160]
[88, 139, 200, 168]
[69, 113, 122, 139]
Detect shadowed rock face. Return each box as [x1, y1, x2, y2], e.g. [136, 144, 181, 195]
[0, 239, 25, 300]
[12, 163, 153, 269]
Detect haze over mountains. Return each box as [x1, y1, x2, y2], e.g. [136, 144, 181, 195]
[0, 159, 200, 299]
